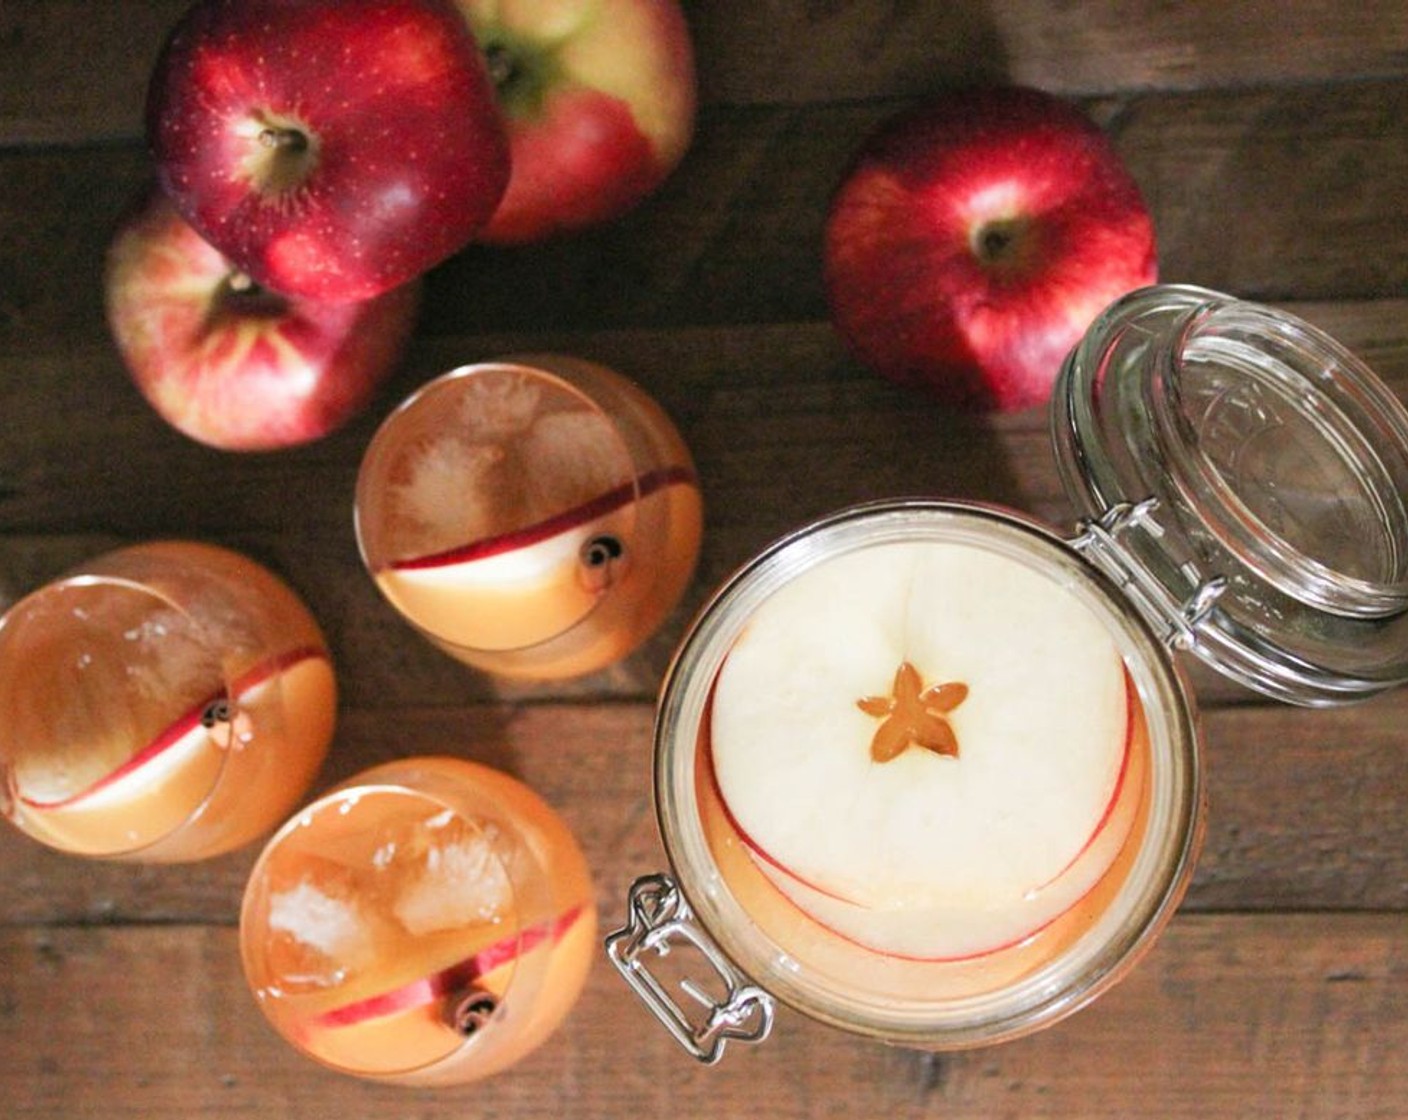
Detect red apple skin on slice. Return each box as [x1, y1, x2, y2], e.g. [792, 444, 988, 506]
[378, 468, 702, 677]
[745, 675, 1147, 960]
[314, 905, 584, 1028]
[298, 904, 595, 1082]
[8, 646, 334, 859]
[694, 689, 1155, 997]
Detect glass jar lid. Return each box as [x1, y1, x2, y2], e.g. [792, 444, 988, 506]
[1053, 284, 1408, 705]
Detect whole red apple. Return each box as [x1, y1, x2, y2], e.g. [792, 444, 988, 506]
[146, 0, 510, 302]
[824, 86, 1158, 412]
[454, 0, 695, 244]
[105, 190, 420, 452]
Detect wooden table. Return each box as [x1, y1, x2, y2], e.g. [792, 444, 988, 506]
[3, 3, 1406, 1116]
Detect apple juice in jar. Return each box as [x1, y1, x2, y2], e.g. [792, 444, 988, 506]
[613, 503, 1198, 1055]
[611, 287, 1408, 1059]
[355, 355, 702, 680]
[0, 541, 336, 861]
[240, 757, 596, 1086]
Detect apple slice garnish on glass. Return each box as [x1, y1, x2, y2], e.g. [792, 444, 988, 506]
[382, 388, 695, 648]
[709, 539, 1135, 960]
[16, 644, 330, 819]
[311, 901, 585, 1031]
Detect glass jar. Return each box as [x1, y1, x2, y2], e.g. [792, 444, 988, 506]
[606, 285, 1408, 1060]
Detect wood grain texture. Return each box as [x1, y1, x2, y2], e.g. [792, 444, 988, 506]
[4, 1, 1408, 1116]
[1, 915, 1403, 1119]
[1, 686, 1405, 924]
[6, 1, 1408, 144]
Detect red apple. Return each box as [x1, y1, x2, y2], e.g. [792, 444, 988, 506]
[824, 85, 1158, 412]
[146, 0, 510, 302]
[105, 190, 420, 451]
[313, 904, 585, 1029]
[454, 0, 696, 243]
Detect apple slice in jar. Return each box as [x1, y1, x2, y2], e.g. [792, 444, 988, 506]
[710, 537, 1132, 959]
[745, 684, 1148, 960]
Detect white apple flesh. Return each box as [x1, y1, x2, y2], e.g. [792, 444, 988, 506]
[710, 538, 1131, 958]
[379, 464, 695, 652]
[105, 190, 419, 451]
[743, 684, 1146, 960]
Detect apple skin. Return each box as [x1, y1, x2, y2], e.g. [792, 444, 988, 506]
[18, 643, 327, 811]
[146, 0, 510, 302]
[313, 904, 585, 1030]
[105, 189, 420, 451]
[391, 463, 693, 570]
[824, 85, 1158, 412]
[455, 0, 696, 243]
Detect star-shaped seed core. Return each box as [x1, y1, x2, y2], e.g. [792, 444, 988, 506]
[856, 661, 969, 763]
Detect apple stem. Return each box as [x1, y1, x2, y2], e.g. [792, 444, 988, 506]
[258, 126, 309, 154]
[482, 43, 516, 90]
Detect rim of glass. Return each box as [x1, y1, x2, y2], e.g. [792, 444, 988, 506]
[0, 573, 237, 858]
[353, 360, 644, 655]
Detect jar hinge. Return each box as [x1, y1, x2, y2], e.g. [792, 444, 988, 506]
[605, 873, 775, 1064]
[1073, 497, 1228, 650]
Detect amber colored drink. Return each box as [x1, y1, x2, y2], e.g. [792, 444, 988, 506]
[239, 756, 596, 1086]
[0, 541, 336, 861]
[355, 355, 702, 680]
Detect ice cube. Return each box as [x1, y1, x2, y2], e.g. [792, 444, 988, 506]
[266, 877, 376, 989]
[391, 820, 513, 936]
[392, 436, 507, 556]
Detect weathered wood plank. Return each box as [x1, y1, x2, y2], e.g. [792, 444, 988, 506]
[1, 914, 1403, 1118]
[6, 1, 1408, 145]
[4, 83, 1408, 351]
[2, 681, 1406, 923]
[3, 302, 1407, 708]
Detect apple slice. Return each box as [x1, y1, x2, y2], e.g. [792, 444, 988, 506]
[11, 646, 332, 856]
[710, 538, 1130, 956]
[379, 464, 695, 651]
[744, 682, 1147, 960]
[300, 905, 586, 1076]
[314, 905, 585, 1029]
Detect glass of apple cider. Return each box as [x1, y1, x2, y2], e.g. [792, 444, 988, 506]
[0, 541, 336, 862]
[239, 756, 597, 1086]
[354, 354, 703, 680]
